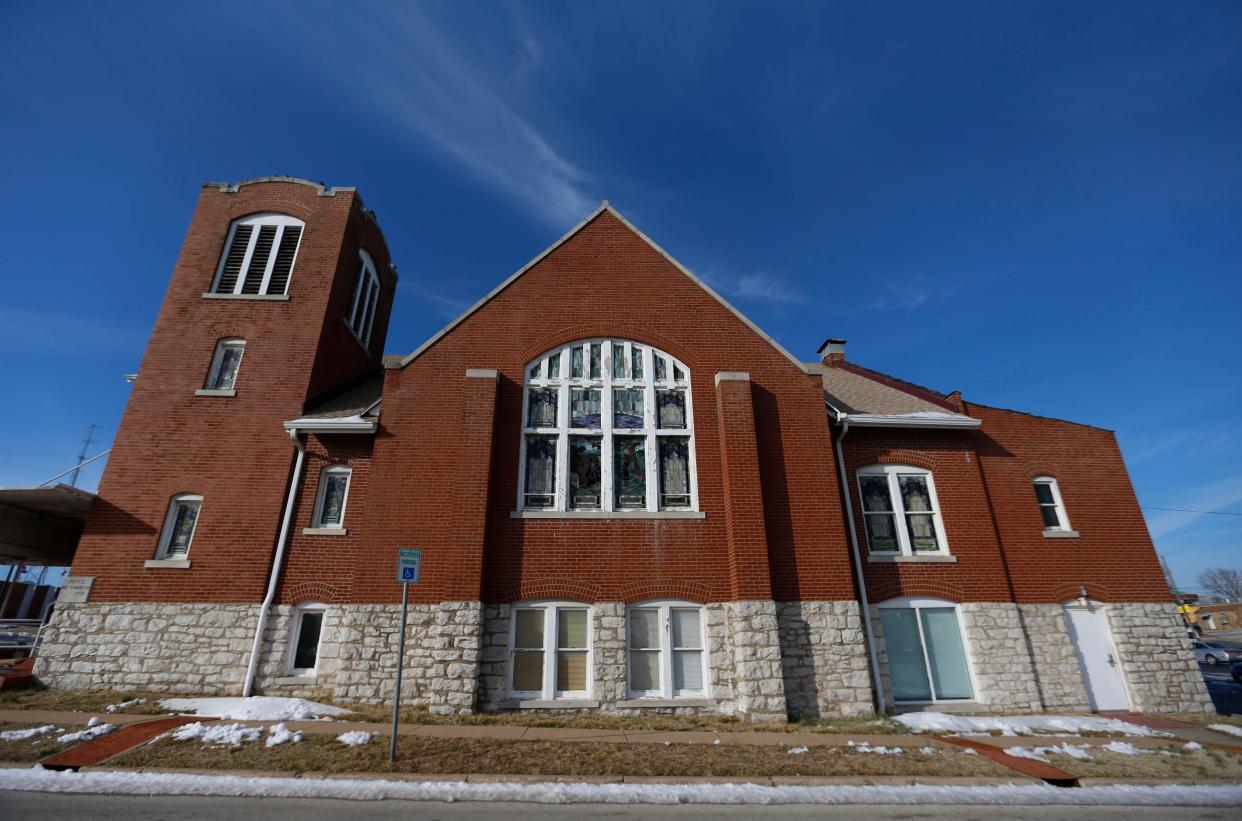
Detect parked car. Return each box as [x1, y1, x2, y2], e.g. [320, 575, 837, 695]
[1232, 661, 1242, 684]
[1192, 641, 1239, 665]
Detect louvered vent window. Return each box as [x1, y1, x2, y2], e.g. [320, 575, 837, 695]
[347, 250, 381, 347]
[211, 214, 305, 296]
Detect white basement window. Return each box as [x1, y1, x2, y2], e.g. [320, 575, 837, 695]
[155, 493, 202, 559]
[520, 339, 697, 513]
[311, 466, 352, 528]
[211, 213, 304, 296]
[627, 602, 707, 699]
[203, 338, 245, 391]
[857, 465, 950, 556]
[346, 250, 381, 347]
[286, 603, 326, 676]
[878, 597, 975, 703]
[509, 603, 591, 700]
[1032, 476, 1071, 531]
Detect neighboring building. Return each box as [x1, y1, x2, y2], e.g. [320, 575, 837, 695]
[35, 178, 1211, 718]
[1185, 603, 1242, 634]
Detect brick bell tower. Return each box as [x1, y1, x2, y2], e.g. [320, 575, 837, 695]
[67, 177, 397, 605]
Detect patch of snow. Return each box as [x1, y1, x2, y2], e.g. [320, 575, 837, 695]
[265, 724, 302, 748]
[919, 746, 938, 756]
[0, 725, 57, 741]
[337, 731, 373, 747]
[894, 712, 1165, 737]
[56, 724, 115, 744]
[1006, 743, 1092, 763]
[1102, 741, 1151, 756]
[1183, 741, 1203, 751]
[105, 698, 147, 713]
[2, 769, 1242, 807]
[846, 741, 903, 755]
[961, 747, 979, 755]
[1208, 723, 1242, 738]
[159, 696, 348, 722]
[170, 722, 262, 747]
[713, 739, 721, 745]
[87, 716, 101, 728]
[787, 746, 809, 755]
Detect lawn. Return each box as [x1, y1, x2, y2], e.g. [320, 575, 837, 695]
[0, 721, 88, 763]
[1034, 743, 1242, 781]
[111, 734, 1011, 778]
[0, 688, 168, 715]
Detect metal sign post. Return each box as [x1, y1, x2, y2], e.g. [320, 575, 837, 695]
[390, 548, 421, 764]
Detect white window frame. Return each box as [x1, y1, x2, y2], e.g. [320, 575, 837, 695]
[1032, 476, 1071, 532]
[508, 602, 593, 700]
[626, 600, 709, 700]
[517, 339, 698, 514]
[877, 596, 978, 705]
[856, 464, 951, 556]
[311, 465, 352, 529]
[285, 602, 327, 677]
[210, 213, 305, 296]
[155, 493, 203, 559]
[203, 338, 246, 391]
[346, 250, 381, 347]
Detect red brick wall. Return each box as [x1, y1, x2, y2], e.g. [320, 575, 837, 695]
[965, 402, 1171, 604]
[71, 181, 394, 602]
[352, 211, 857, 605]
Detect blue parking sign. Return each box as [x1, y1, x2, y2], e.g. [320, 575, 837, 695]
[396, 548, 421, 584]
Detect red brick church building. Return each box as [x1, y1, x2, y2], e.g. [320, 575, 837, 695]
[37, 177, 1209, 719]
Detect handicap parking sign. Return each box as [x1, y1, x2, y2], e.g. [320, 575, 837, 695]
[396, 548, 422, 584]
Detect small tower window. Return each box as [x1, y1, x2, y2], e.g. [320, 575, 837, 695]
[211, 213, 304, 296]
[346, 250, 381, 347]
[155, 493, 203, 559]
[203, 339, 245, 391]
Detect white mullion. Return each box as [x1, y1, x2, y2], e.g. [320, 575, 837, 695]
[660, 606, 673, 698]
[233, 227, 261, 294]
[258, 224, 283, 295]
[912, 606, 939, 702]
[544, 607, 558, 700]
[601, 340, 614, 512]
[556, 384, 570, 511]
[891, 473, 912, 556]
[685, 370, 699, 511]
[643, 346, 658, 511]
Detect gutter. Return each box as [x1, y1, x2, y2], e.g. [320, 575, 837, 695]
[838, 413, 981, 429]
[831, 413, 887, 714]
[282, 414, 376, 434]
[242, 428, 306, 697]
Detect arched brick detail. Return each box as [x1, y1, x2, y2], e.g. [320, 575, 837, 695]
[869, 576, 966, 603]
[520, 328, 695, 371]
[617, 578, 714, 604]
[496, 576, 603, 603]
[283, 581, 343, 605]
[1050, 581, 1115, 603]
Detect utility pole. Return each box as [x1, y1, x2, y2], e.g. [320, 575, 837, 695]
[1160, 554, 1180, 601]
[67, 424, 98, 488]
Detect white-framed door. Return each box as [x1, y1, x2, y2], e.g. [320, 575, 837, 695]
[1063, 602, 1131, 712]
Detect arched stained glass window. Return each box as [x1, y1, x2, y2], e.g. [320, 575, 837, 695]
[520, 340, 697, 513]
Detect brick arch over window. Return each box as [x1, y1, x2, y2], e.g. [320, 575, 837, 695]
[281, 581, 344, 605]
[520, 326, 695, 373]
[1051, 582, 1115, 603]
[617, 579, 713, 604]
[869, 576, 965, 603]
[852, 452, 945, 474]
[496, 577, 604, 604]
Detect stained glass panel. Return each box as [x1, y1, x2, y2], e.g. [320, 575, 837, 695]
[860, 476, 893, 512]
[657, 389, 686, 428]
[524, 436, 556, 508]
[167, 502, 199, 556]
[659, 437, 691, 508]
[547, 353, 560, 378]
[673, 364, 685, 381]
[571, 347, 583, 378]
[571, 389, 601, 428]
[907, 513, 939, 552]
[864, 513, 899, 552]
[614, 437, 646, 508]
[589, 343, 601, 379]
[655, 355, 667, 381]
[613, 389, 644, 429]
[900, 476, 933, 512]
[569, 437, 602, 509]
[632, 346, 644, 378]
[319, 473, 348, 525]
[527, 388, 557, 427]
[612, 341, 627, 379]
[211, 346, 243, 390]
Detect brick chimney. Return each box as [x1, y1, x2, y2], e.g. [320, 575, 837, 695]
[816, 338, 846, 364]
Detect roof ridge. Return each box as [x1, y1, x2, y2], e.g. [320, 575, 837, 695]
[826, 361, 958, 411]
[961, 399, 1112, 433]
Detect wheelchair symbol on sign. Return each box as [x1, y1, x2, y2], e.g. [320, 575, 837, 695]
[401, 567, 416, 581]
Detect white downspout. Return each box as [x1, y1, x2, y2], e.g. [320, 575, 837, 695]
[834, 417, 887, 713]
[242, 428, 306, 697]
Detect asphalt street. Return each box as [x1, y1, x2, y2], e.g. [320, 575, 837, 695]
[1200, 660, 1242, 716]
[2, 793, 1238, 821]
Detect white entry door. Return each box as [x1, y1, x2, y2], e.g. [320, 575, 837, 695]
[1064, 604, 1131, 712]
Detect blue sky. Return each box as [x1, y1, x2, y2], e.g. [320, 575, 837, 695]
[1, 2, 1239, 593]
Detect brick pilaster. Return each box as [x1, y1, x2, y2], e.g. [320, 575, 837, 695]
[714, 372, 773, 600]
[447, 368, 499, 600]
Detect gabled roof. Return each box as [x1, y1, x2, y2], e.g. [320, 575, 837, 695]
[389, 203, 808, 372]
[809, 363, 980, 429]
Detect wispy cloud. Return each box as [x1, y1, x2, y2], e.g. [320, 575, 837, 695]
[403, 280, 476, 321]
[865, 276, 961, 313]
[0, 308, 146, 355]
[732, 272, 805, 305]
[272, 5, 594, 227]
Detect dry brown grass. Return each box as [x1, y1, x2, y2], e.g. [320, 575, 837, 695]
[0, 721, 86, 763]
[1164, 712, 1242, 730]
[1039, 743, 1242, 780]
[0, 688, 167, 715]
[112, 734, 1009, 778]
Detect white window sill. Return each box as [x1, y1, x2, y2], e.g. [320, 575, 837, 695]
[195, 389, 236, 397]
[616, 698, 715, 708]
[511, 510, 706, 520]
[144, 559, 191, 569]
[1042, 529, 1080, 538]
[302, 527, 348, 536]
[498, 698, 601, 709]
[867, 554, 957, 563]
[273, 675, 317, 685]
[893, 700, 984, 714]
[201, 292, 290, 301]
